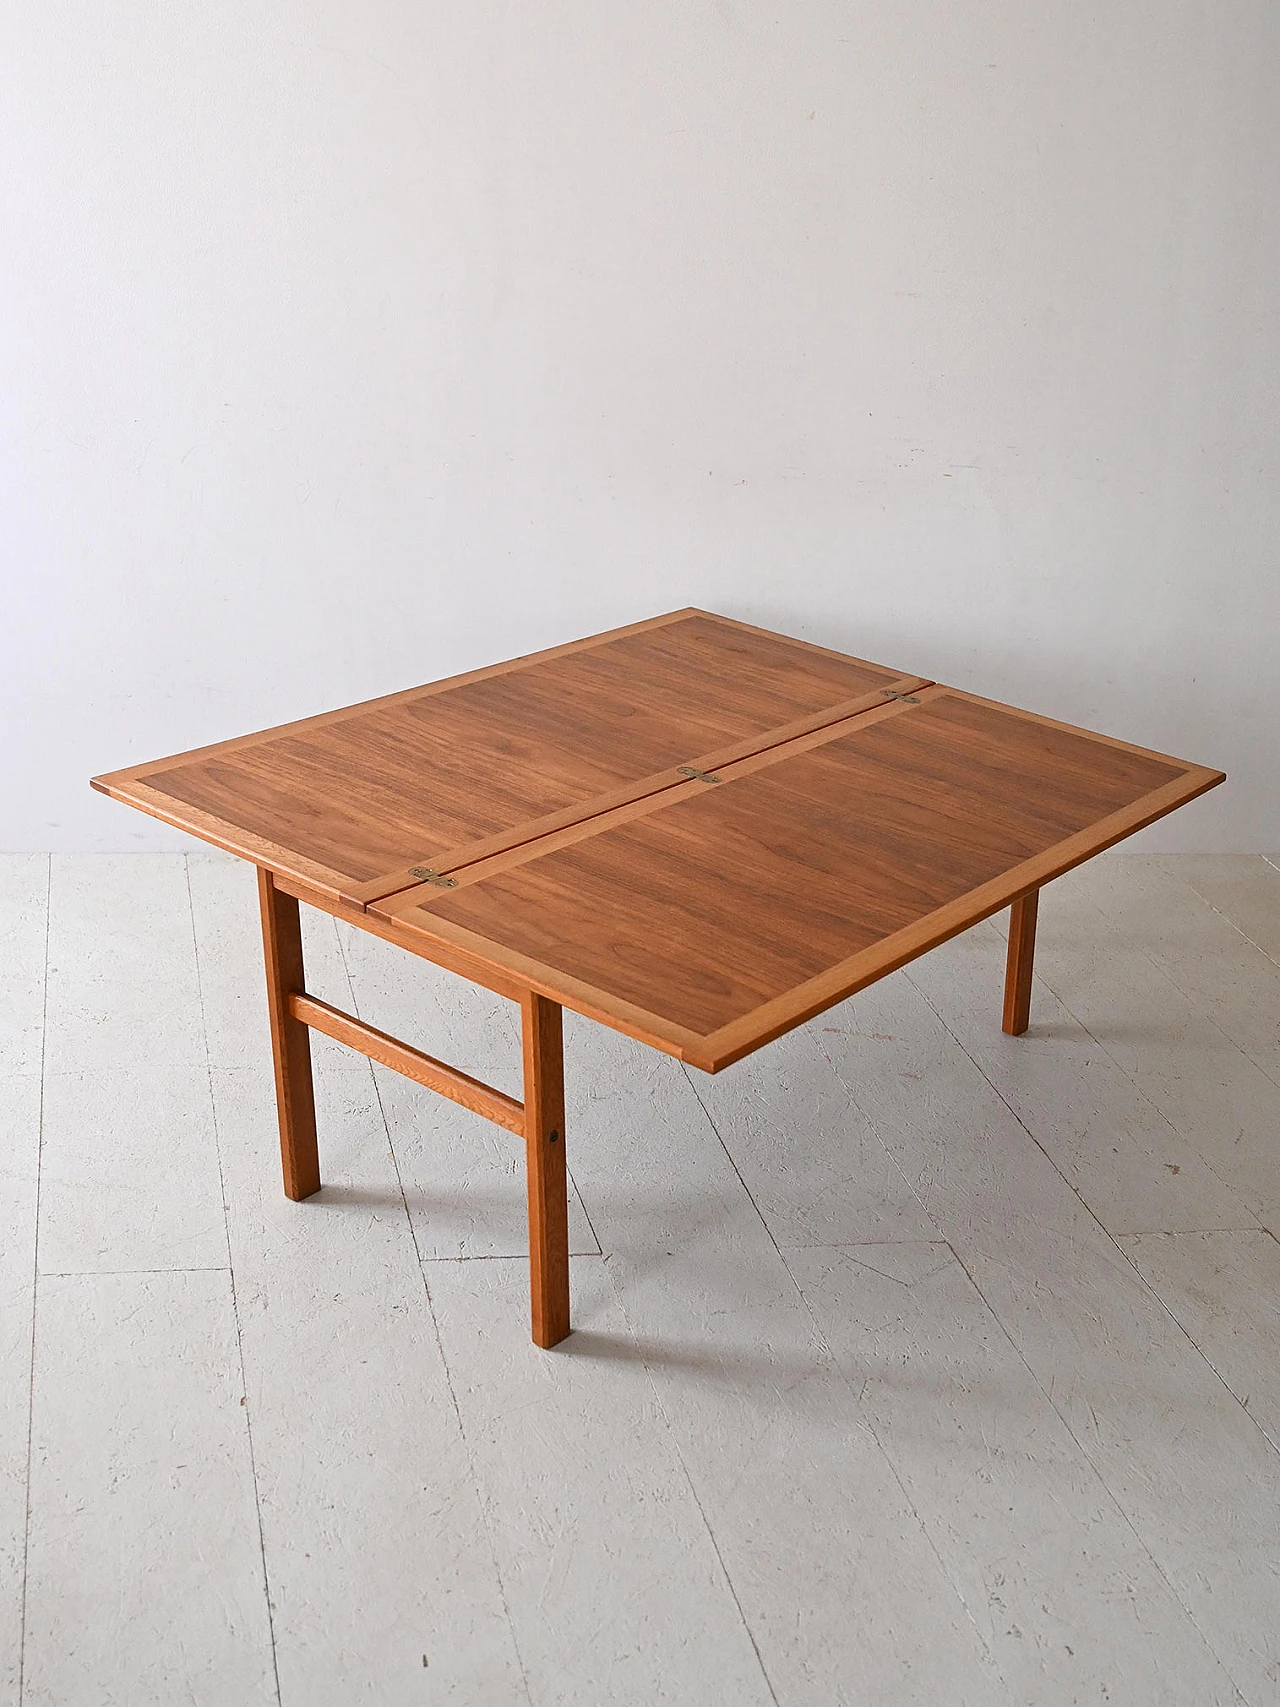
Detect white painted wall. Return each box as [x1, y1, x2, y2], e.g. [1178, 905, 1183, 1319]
[3, 2, 1276, 852]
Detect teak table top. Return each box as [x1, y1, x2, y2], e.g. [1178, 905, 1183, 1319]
[93, 608, 1223, 1073]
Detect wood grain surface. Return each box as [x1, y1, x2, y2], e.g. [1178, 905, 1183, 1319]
[377, 687, 1224, 1070]
[92, 609, 915, 906]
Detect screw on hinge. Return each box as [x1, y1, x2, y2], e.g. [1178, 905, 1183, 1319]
[409, 866, 458, 888]
[880, 690, 921, 704]
[676, 766, 722, 784]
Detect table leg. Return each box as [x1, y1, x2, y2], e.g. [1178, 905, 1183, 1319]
[1002, 889, 1039, 1037]
[522, 991, 569, 1348]
[258, 868, 321, 1200]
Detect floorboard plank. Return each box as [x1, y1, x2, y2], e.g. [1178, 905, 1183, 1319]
[566, 1020, 1012, 1707]
[786, 1240, 1244, 1707]
[1030, 878, 1280, 1228]
[44, 854, 206, 1076]
[904, 921, 1258, 1235]
[0, 859, 46, 1707]
[1070, 858, 1280, 1085]
[1118, 1229, 1280, 1453]
[807, 972, 1278, 1702]
[1157, 854, 1280, 964]
[428, 1254, 776, 1707]
[682, 1018, 938, 1248]
[210, 1064, 527, 1706]
[0, 856, 49, 1079]
[22, 1270, 276, 1707]
[38, 857, 229, 1275]
[0, 1077, 41, 1707]
[37, 1067, 229, 1274]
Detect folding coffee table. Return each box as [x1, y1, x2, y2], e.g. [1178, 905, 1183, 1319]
[92, 609, 1223, 1347]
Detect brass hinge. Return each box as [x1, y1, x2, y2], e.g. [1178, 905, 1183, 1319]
[409, 866, 458, 888]
[676, 766, 722, 784]
[880, 689, 921, 704]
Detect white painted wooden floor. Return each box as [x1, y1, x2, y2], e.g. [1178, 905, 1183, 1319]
[3, 852, 1279, 1706]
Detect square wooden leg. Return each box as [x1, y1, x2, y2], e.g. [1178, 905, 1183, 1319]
[521, 991, 569, 1348]
[258, 868, 321, 1200]
[1002, 888, 1039, 1037]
